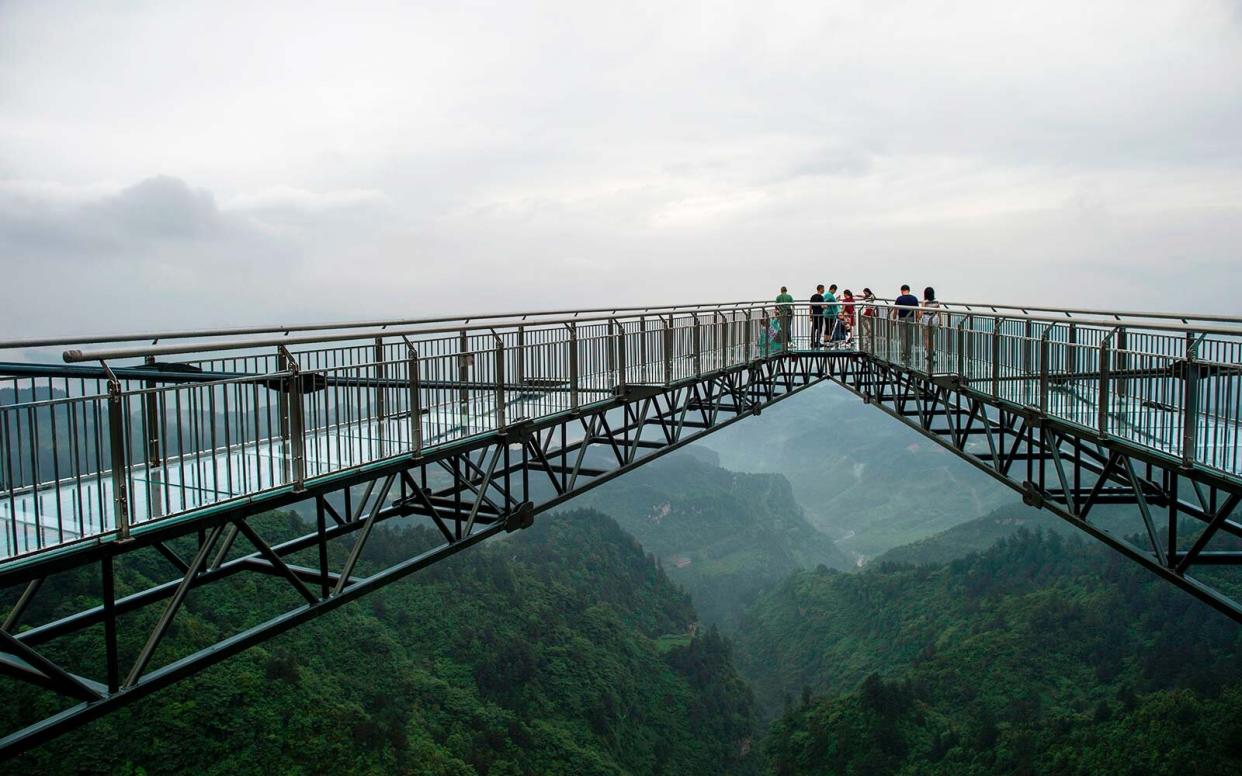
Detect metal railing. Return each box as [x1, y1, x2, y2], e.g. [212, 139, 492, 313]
[1, 303, 810, 560]
[860, 304, 1242, 476]
[2, 300, 1240, 563]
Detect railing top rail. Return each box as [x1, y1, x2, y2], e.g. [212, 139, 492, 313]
[55, 300, 1242, 365]
[62, 303, 777, 363]
[927, 299, 1242, 326]
[865, 302, 1242, 338]
[1, 298, 778, 352]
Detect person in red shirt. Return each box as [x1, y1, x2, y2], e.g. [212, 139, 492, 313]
[840, 289, 856, 342]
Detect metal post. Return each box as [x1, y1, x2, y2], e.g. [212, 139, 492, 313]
[639, 317, 649, 383]
[1182, 333, 1199, 467]
[1098, 334, 1112, 438]
[721, 312, 732, 367]
[458, 329, 470, 417]
[568, 321, 580, 409]
[956, 320, 966, 378]
[516, 325, 526, 389]
[692, 314, 702, 376]
[613, 319, 627, 393]
[1038, 332, 1050, 412]
[404, 339, 422, 453]
[493, 332, 506, 429]
[1023, 318, 1033, 375]
[142, 355, 161, 467]
[663, 316, 674, 385]
[374, 337, 386, 456]
[1067, 322, 1078, 376]
[744, 310, 753, 363]
[280, 346, 306, 491]
[105, 370, 130, 540]
[991, 317, 1002, 397]
[606, 318, 617, 378]
[965, 314, 975, 375]
[277, 348, 290, 476]
[1115, 326, 1128, 398]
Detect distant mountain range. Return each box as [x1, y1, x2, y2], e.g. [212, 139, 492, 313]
[695, 382, 1017, 561]
[580, 447, 852, 630]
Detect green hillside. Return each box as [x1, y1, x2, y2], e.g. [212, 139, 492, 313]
[5, 510, 759, 775]
[580, 449, 853, 629]
[872, 502, 1056, 566]
[735, 529, 1242, 772]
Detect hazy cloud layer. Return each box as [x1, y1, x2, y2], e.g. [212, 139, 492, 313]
[1, 1, 1241, 336]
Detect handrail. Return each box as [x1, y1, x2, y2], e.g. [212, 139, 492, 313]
[862, 302, 1242, 337]
[1, 298, 776, 351]
[63, 304, 774, 363]
[931, 299, 1242, 326]
[60, 301, 1242, 364]
[10, 292, 1240, 353]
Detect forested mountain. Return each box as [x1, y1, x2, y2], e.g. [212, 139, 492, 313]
[872, 502, 1054, 566]
[696, 383, 1014, 560]
[580, 448, 852, 628]
[6, 510, 759, 775]
[737, 529, 1242, 773]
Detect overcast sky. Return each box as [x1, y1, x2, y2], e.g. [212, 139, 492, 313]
[2, 1, 1241, 337]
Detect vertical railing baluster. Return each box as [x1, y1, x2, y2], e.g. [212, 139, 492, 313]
[568, 322, 580, 409]
[663, 316, 674, 385]
[1038, 332, 1050, 412]
[1116, 326, 1128, 399]
[104, 366, 130, 540]
[516, 325, 526, 390]
[1183, 332, 1199, 467]
[458, 329, 470, 417]
[493, 332, 506, 429]
[693, 314, 702, 376]
[143, 355, 161, 467]
[639, 316, 649, 383]
[374, 337, 387, 456]
[279, 347, 306, 491]
[404, 339, 422, 454]
[1098, 334, 1112, 438]
[744, 310, 753, 363]
[992, 317, 1002, 398]
[614, 319, 627, 394]
[277, 348, 290, 481]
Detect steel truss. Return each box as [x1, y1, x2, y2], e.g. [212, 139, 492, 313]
[0, 353, 849, 759]
[832, 358, 1242, 620]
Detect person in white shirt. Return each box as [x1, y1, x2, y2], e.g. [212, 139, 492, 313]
[920, 286, 941, 368]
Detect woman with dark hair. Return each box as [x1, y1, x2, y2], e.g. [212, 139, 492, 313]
[840, 289, 856, 344]
[920, 286, 941, 367]
[858, 288, 877, 350]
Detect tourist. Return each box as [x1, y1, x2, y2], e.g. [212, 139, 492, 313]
[822, 284, 840, 346]
[894, 284, 919, 364]
[858, 288, 877, 350]
[809, 285, 826, 347]
[921, 286, 941, 368]
[840, 289, 856, 343]
[776, 287, 794, 345]
[759, 307, 784, 355]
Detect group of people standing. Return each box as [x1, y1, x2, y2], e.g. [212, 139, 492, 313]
[765, 284, 942, 362]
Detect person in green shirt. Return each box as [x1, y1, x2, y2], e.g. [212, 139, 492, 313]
[775, 287, 794, 346]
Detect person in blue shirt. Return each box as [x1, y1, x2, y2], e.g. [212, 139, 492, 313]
[822, 284, 840, 346]
[894, 284, 919, 363]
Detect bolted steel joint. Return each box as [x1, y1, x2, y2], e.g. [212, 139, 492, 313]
[505, 501, 535, 532]
[1021, 480, 1045, 509]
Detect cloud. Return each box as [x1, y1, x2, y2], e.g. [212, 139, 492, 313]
[0, 0, 1241, 336]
